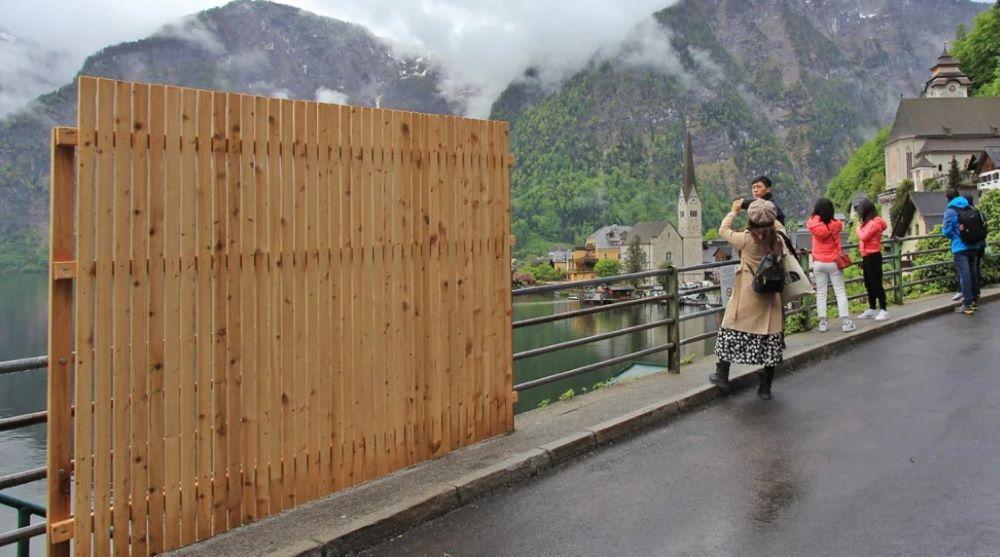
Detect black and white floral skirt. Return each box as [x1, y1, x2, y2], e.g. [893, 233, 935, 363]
[714, 327, 785, 366]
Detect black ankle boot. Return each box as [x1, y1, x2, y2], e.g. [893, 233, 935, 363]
[709, 361, 732, 391]
[758, 366, 775, 400]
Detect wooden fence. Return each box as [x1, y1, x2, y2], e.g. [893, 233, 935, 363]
[46, 76, 514, 556]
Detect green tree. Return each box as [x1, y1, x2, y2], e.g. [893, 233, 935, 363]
[947, 157, 965, 188]
[623, 236, 648, 285]
[594, 258, 621, 277]
[825, 127, 889, 211]
[952, 3, 1000, 96]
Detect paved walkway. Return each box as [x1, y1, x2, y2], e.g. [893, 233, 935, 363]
[364, 299, 1000, 556]
[169, 288, 1000, 557]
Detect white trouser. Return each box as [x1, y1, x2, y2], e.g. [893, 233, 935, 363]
[813, 261, 849, 318]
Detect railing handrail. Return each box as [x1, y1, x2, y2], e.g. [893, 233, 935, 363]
[0, 356, 47, 376]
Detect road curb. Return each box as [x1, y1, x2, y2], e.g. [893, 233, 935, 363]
[197, 292, 1000, 557]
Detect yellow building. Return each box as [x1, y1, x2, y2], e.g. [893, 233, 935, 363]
[568, 225, 629, 281]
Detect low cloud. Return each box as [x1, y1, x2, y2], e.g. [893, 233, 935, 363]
[316, 87, 349, 105]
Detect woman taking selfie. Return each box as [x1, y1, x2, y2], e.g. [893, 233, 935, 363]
[708, 199, 786, 400]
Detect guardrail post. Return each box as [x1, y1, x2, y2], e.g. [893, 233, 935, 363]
[890, 238, 904, 305]
[797, 251, 813, 330]
[666, 268, 680, 374]
[16, 507, 30, 557]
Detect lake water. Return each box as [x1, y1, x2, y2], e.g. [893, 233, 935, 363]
[0, 275, 720, 554]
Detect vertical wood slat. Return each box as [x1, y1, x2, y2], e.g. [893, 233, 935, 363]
[195, 89, 215, 540]
[253, 95, 271, 519]
[225, 92, 244, 528]
[239, 95, 259, 523]
[129, 82, 151, 555]
[63, 78, 514, 556]
[162, 85, 183, 552]
[92, 77, 115, 557]
[146, 83, 167, 555]
[304, 101, 320, 500]
[210, 90, 230, 533]
[179, 87, 199, 546]
[317, 103, 334, 495]
[279, 98, 296, 509]
[266, 97, 285, 512]
[73, 75, 96, 557]
[291, 100, 309, 502]
[111, 79, 133, 557]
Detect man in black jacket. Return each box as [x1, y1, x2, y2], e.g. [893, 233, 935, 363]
[742, 175, 785, 225]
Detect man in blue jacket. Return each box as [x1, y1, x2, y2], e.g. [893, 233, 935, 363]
[942, 189, 980, 314]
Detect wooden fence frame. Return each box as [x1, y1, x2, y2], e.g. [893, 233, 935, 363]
[47, 76, 514, 556]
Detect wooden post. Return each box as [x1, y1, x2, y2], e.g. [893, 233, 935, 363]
[890, 239, 904, 305]
[47, 128, 75, 557]
[666, 267, 680, 374]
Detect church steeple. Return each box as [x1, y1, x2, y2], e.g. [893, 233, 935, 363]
[923, 43, 972, 98]
[677, 122, 703, 281]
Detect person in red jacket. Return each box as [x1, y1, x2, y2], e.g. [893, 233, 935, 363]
[807, 198, 855, 332]
[854, 198, 889, 321]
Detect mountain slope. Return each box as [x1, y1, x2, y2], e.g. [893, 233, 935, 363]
[496, 0, 986, 256]
[0, 0, 456, 270]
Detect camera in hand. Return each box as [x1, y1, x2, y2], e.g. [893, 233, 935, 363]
[740, 197, 754, 210]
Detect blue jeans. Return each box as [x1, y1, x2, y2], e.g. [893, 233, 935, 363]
[954, 250, 980, 306]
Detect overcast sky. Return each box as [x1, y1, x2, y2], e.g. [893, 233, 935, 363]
[1, 0, 994, 117]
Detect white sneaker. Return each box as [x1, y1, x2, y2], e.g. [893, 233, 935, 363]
[857, 309, 877, 319]
[875, 309, 889, 321]
[952, 292, 963, 301]
[818, 318, 829, 332]
[841, 319, 856, 332]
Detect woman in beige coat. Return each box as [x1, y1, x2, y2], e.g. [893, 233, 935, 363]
[708, 199, 786, 399]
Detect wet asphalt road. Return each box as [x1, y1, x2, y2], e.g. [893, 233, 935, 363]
[362, 302, 1000, 557]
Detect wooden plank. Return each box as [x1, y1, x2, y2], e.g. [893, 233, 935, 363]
[348, 106, 365, 484]
[47, 115, 76, 557]
[316, 103, 334, 494]
[279, 98, 296, 509]
[49, 518, 75, 545]
[415, 113, 432, 462]
[225, 92, 244, 527]
[399, 111, 420, 465]
[195, 88, 215, 540]
[73, 76, 96, 557]
[92, 77, 115, 557]
[486, 121, 501, 437]
[444, 116, 461, 453]
[179, 87, 199, 545]
[334, 105, 352, 489]
[428, 115, 446, 457]
[360, 107, 379, 480]
[388, 111, 409, 467]
[253, 94, 271, 519]
[266, 97, 285, 512]
[239, 95, 259, 523]
[371, 108, 390, 476]
[147, 82, 168, 555]
[304, 101, 321, 500]
[292, 100, 309, 502]
[210, 90, 230, 532]
[54, 126, 78, 146]
[162, 85, 183, 551]
[111, 79, 132, 557]
[500, 122, 514, 431]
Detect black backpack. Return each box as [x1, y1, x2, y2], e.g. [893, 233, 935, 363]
[957, 206, 988, 245]
[752, 252, 785, 294]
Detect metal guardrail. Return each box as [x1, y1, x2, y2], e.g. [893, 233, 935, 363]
[512, 236, 998, 394]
